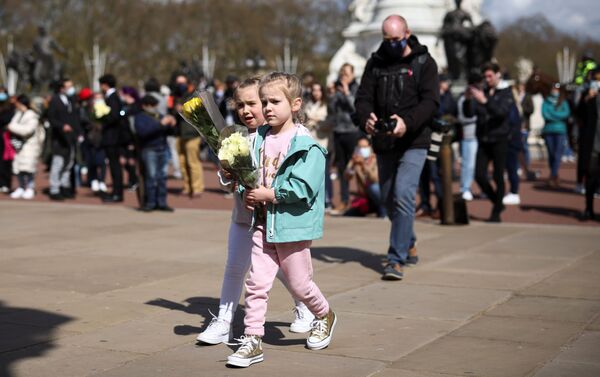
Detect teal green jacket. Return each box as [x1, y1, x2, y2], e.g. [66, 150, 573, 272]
[542, 96, 570, 135]
[244, 125, 327, 243]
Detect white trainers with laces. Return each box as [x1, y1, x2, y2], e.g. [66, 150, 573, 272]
[22, 188, 34, 200]
[502, 193, 521, 205]
[10, 187, 24, 199]
[226, 335, 263, 368]
[98, 182, 108, 192]
[290, 302, 315, 333]
[196, 311, 231, 345]
[462, 191, 473, 201]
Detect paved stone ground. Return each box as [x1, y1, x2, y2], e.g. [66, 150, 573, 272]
[0, 201, 598, 377]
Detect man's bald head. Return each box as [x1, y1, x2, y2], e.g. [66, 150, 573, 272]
[382, 15, 409, 39]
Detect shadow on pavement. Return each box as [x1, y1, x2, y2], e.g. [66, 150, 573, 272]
[311, 246, 386, 275]
[145, 297, 307, 349]
[521, 204, 584, 219]
[0, 300, 73, 377]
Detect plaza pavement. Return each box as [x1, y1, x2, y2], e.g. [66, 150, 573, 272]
[0, 201, 599, 377]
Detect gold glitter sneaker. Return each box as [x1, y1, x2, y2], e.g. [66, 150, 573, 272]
[226, 335, 263, 367]
[306, 310, 337, 350]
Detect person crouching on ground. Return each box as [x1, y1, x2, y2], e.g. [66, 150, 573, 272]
[133, 95, 177, 212]
[343, 137, 386, 218]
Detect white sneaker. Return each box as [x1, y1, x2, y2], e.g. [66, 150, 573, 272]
[10, 187, 24, 199]
[574, 184, 586, 195]
[91, 180, 100, 192]
[0, 186, 9, 193]
[462, 191, 473, 201]
[502, 193, 521, 206]
[22, 188, 35, 200]
[290, 302, 315, 333]
[98, 182, 108, 192]
[196, 312, 231, 344]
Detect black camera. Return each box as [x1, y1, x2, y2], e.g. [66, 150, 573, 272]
[431, 118, 453, 133]
[374, 118, 397, 133]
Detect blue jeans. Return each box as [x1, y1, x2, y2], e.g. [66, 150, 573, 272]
[378, 148, 427, 265]
[142, 146, 169, 208]
[521, 131, 530, 167]
[366, 182, 387, 218]
[460, 139, 478, 193]
[544, 133, 566, 178]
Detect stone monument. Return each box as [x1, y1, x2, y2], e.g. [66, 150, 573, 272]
[328, 0, 483, 83]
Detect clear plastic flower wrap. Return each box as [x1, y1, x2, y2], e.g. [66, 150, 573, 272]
[218, 125, 259, 189]
[179, 90, 225, 154]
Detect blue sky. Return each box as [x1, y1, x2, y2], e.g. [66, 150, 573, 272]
[482, 0, 600, 40]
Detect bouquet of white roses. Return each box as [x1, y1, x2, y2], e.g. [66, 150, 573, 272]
[93, 99, 111, 119]
[179, 91, 225, 154]
[218, 125, 259, 189]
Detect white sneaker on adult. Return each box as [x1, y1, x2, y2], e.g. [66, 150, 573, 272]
[91, 180, 100, 192]
[502, 193, 521, 206]
[290, 302, 315, 333]
[0, 186, 9, 193]
[10, 187, 24, 199]
[98, 182, 108, 192]
[196, 312, 231, 345]
[574, 183, 586, 195]
[462, 191, 473, 201]
[22, 188, 35, 200]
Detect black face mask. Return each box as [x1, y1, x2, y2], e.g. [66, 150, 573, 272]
[382, 38, 408, 60]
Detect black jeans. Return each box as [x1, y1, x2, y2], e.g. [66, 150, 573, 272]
[586, 151, 599, 214]
[475, 140, 508, 213]
[334, 131, 361, 204]
[104, 145, 123, 197]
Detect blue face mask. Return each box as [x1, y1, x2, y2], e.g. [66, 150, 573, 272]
[359, 147, 372, 159]
[0, 92, 8, 102]
[383, 38, 408, 59]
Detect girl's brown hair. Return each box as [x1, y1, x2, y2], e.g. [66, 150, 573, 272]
[233, 75, 262, 101]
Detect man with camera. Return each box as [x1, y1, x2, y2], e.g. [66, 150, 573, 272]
[355, 15, 439, 281]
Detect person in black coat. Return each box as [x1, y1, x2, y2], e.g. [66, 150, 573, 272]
[99, 73, 124, 202]
[464, 62, 514, 222]
[47, 78, 81, 200]
[355, 15, 439, 280]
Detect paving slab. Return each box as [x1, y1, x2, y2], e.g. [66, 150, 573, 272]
[391, 335, 557, 377]
[406, 268, 540, 291]
[330, 282, 510, 321]
[552, 331, 600, 365]
[485, 296, 600, 323]
[0, 344, 142, 377]
[450, 316, 584, 346]
[91, 342, 386, 377]
[533, 360, 600, 377]
[371, 369, 463, 377]
[521, 252, 600, 300]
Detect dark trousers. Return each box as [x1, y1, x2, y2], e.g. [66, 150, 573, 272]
[334, 131, 361, 204]
[586, 151, 599, 214]
[475, 140, 508, 212]
[418, 159, 442, 211]
[105, 145, 123, 197]
[506, 144, 521, 194]
[0, 133, 12, 189]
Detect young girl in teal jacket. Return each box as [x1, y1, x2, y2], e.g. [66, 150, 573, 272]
[227, 72, 336, 368]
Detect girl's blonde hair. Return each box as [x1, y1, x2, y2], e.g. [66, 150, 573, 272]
[259, 72, 305, 123]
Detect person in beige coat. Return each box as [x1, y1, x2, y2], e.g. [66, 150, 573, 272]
[8, 94, 44, 199]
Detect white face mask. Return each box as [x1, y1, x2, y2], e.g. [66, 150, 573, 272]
[359, 147, 371, 159]
[66, 87, 76, 97]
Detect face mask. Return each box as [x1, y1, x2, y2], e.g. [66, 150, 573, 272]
[66, 87, 76, 97]
[0, 92, 8, 102]
[590, 81, 600, 91]
[146, 107, 159, 115]
[359, 147, 371, 159]
[382, 38, 408, 59]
